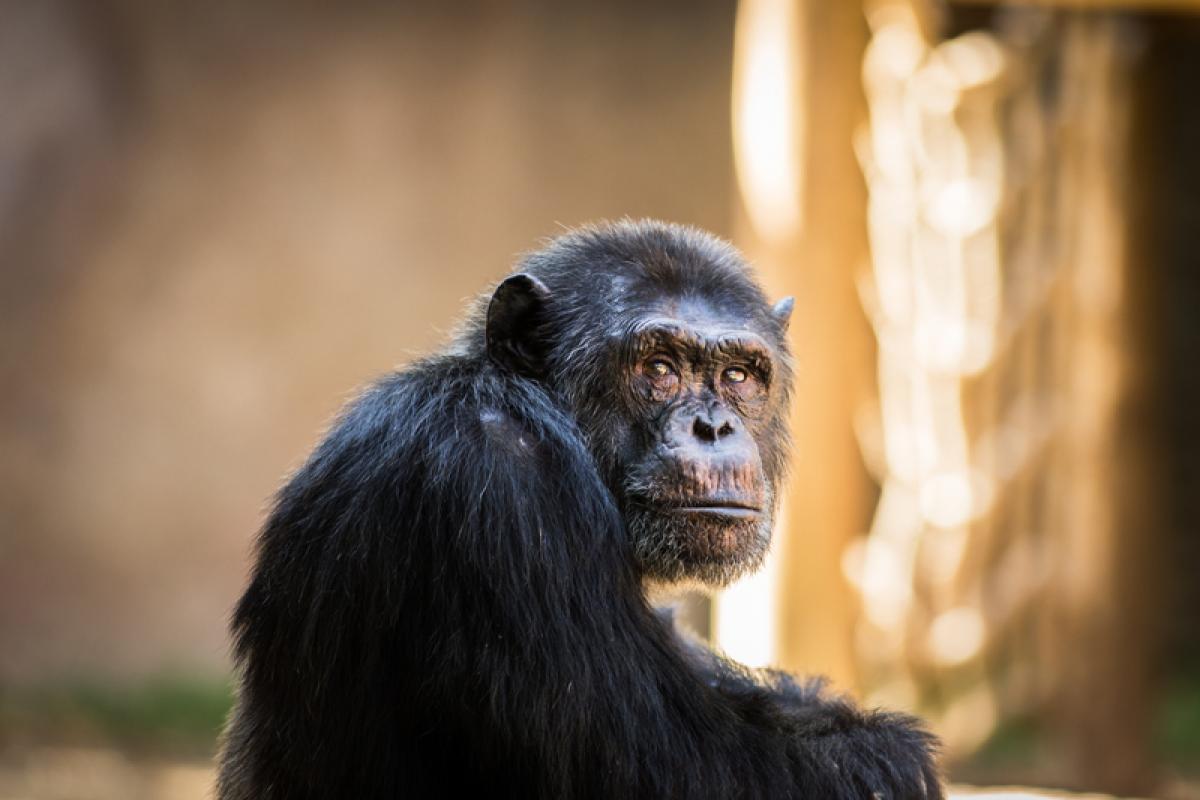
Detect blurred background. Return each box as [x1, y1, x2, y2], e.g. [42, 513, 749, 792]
[0, 0, 1196, 797]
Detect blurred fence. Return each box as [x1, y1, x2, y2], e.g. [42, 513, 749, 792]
[854, 6, 1157, 786]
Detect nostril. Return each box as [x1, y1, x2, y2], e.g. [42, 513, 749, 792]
[717, 421, 735, 438]
[692, 418, 717, 443]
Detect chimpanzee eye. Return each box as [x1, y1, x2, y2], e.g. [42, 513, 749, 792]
[646, 358, 676, 378]
[723, 366, 749, 384]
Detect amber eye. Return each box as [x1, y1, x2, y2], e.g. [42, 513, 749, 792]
[646, 358, 676, 378]
[723, 366, 749, 384]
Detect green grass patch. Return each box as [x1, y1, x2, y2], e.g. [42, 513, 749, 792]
[970, 714, 1046, 767]
[1157, 674, 1200, 773]
[0, 674, 234, 756]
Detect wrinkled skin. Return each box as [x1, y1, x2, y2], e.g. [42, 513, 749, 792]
[612, 305, 788, 587]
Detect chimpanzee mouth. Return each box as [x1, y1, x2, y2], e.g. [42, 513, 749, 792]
[666, 501, 762, 520]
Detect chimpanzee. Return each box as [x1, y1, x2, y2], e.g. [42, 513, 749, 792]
[216, 219, 942, 799]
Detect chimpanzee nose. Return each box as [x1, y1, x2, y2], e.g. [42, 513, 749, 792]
[692, 409, 738, 444]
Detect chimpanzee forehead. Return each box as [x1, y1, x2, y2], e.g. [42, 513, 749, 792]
[623, 292, 768, 335]
[618, 295, 778, 360]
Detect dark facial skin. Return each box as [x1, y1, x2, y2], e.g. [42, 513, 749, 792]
[611, 299, 783, 588]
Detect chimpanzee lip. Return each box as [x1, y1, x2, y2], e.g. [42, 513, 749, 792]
[667, 501, 762, 517]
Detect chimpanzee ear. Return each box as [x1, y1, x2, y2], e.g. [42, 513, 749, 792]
[486, 273, 552, 376]
[770, 296, 794, 333]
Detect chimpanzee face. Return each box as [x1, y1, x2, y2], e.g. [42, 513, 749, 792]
[606, 296, 788, 588]
[483, 238, 793, 590]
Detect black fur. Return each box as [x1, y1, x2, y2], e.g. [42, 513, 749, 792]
[217, 220, 942, 799]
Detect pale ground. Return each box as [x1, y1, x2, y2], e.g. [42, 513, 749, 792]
[0, 748, 1153, 800]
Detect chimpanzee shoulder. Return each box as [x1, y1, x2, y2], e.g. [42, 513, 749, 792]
[222, 354, 652, 798]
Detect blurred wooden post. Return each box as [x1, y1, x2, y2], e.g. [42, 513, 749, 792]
[726, 0, 874, 690]
[1051, 16, 1163, 793]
